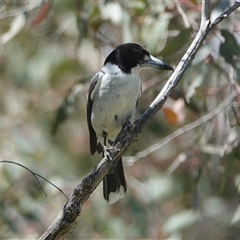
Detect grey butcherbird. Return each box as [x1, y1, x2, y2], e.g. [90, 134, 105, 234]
[87, 43, 173, 204]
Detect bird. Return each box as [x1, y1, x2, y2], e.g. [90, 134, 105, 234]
[87, 43, 173, 204]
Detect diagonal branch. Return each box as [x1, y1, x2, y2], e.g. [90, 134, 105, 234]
[39, 1, 240, 239]
[124, 90, 239, 165]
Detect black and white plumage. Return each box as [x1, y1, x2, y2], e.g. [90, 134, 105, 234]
[87, 43, 173, 204]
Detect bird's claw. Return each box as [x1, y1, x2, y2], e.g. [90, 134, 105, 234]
[103, 145, 120, 161]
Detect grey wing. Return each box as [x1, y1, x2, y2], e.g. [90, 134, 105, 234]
[87, 72, 101, 155]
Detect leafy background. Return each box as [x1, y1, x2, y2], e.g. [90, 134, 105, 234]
[1, 0, 240, 239]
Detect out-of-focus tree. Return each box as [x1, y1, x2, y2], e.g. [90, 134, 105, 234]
[0, 0, 240, 239]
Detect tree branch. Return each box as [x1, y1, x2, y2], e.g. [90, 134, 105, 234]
[124, 90, 239, 166]
[0, 160, 69, 199]
[39, 1, 240, 239]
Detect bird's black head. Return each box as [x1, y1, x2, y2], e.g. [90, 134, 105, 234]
[104, 43, 151, 74]
[104, 43, 173, 74]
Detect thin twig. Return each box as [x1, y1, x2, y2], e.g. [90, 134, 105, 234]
[201, 0, 210, 26]
[174, 0, 190, 28]
[124, 91, 239, 165]
[209, 1, 240, 29]
[0, 160, 68, 199]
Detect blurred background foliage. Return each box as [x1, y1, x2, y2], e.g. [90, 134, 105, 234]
[0, 0, 240, 239]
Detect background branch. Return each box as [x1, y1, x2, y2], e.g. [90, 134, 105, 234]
[125, 90, 239, 165]
[0, 160, 68, 199]
[39, 1, 240, 239]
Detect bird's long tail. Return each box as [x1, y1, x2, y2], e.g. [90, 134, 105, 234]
[103, 158, 127, 204]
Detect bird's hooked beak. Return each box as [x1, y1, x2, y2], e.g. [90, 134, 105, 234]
[142, 55, 173, 71]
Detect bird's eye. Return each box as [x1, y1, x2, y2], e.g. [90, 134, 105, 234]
[136, 52, 144, 61]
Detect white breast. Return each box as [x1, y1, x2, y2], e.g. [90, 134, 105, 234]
[91, 64, 141, 145]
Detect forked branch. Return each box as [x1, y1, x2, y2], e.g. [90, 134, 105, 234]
[39, 1, 240, 239]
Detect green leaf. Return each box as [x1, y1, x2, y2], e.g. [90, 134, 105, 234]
[160, 28, 192, 56]
[220, 145, 238, 195]
[89, 4, 103, 30]
[220, 30, 240, 69]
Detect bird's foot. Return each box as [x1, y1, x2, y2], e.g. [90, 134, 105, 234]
[102, 145, 119, 161]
